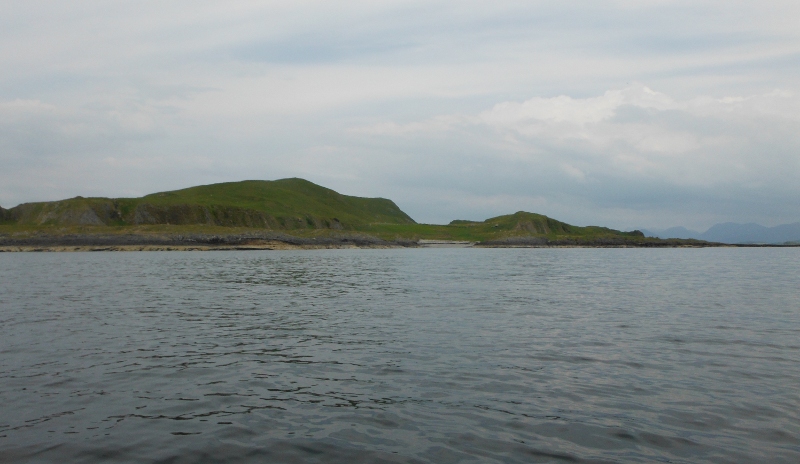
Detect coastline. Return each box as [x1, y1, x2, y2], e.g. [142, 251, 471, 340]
[2, 232, 797, 252]
[0, 233, 413, 252]
[3, 244, 796, 252]
[0, 243, 400, 252]
[2, 237, 795, 252]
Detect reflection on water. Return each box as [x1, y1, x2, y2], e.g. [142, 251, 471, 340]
[1, 248, 799, 463]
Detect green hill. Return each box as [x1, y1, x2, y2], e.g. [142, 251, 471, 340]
[361, 211, 646, 244]
[0, 179, 681, 247]
[452, 211, 644, 238]
[2, 178, 415, 230]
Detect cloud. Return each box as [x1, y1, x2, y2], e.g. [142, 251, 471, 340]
[2, 1, 800, 230]
[347, 85, 800, 227]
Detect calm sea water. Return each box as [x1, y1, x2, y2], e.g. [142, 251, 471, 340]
[1, 248, 799, 463]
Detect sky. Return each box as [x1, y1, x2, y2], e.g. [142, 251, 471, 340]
[1, 1, 799, 230]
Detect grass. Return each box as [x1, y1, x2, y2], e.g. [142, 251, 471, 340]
[3, 178, 415, 230]
[360, 211, 652, 243]
[0, 222, 651, 243]
[133, 178, 414, 225]
[0, 179, 674, 244]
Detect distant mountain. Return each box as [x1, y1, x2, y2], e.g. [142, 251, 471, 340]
[641, 226, 700, 240]
[643, 222, 800, 244]
[702, 222, 800, 244]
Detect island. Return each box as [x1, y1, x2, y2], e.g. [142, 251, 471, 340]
[0, 178, 730, 251]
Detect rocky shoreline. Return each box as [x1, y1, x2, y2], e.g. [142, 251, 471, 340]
[0, 232, 419, 251]
[2, 232, 793, 251]
[474, 236, 722, 247]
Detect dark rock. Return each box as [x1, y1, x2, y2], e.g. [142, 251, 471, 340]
[0, 231, 418, 248]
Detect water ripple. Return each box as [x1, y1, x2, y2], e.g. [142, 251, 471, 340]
[1, 248, 799, 463]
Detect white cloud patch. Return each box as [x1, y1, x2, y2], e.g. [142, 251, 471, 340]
[481, 86, 676, 126]
[347, 85, 800, 227]
[360, 85, 799, 183]
[2, 1, 800, 229]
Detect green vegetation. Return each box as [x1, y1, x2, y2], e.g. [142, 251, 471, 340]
[0, 179, 671, 245]
[360, 211, 649, 243]
[1, 178, 414, 230]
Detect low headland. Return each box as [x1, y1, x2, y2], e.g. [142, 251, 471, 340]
[0, 178, 787, 251]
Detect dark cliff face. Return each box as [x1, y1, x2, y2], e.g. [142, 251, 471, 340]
[128, 203, 272, 227]
[124, 204, 351, 229]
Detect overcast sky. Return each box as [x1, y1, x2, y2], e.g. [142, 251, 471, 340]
[2, 1, 799, 230]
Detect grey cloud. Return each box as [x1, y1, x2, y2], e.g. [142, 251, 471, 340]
[2, 1, 800, 231]
[340, 86, 800, 228]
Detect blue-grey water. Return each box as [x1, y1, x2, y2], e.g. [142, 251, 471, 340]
[1, 248, 799, 463]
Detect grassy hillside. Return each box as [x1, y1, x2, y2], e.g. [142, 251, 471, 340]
[2, 178, 415, 230]
[0, 180, 674, 246]
[361, 211, 648, 243]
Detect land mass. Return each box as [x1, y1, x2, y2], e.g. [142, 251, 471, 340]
[0, 178, 779, 250]
[642, 222, 800, 245]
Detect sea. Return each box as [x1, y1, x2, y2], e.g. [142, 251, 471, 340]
[0, 248, 798, 463]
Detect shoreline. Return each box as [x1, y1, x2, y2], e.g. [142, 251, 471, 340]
[0, 243, 400, 252]
[1, 233, 797, 252]
[2, 242, 797, 252]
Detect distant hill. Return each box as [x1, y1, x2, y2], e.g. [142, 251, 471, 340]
[0, 178, 415, 230]
[450, 211, 643, 237]
[702, 222, 800, 244]
[643, 222, 800, 244]
[435, 211, 647, 245]
[0, 180, 713, 247]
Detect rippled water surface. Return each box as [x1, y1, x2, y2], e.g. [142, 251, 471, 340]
[1, 248, 799, 463]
